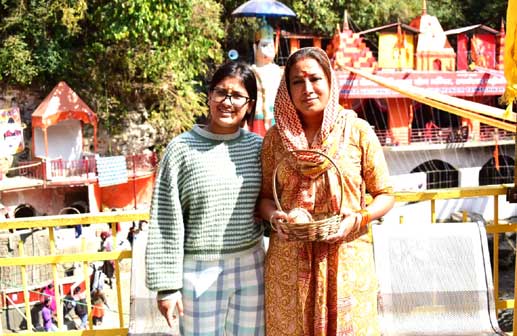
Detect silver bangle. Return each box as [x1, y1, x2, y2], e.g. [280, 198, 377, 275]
[269, 213, 278, 231]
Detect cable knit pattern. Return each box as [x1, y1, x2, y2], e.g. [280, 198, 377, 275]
[145, 125, 263, 291]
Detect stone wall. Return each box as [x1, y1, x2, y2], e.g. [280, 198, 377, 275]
[2, 88, 158, 162]
[0, 229, 52, 289]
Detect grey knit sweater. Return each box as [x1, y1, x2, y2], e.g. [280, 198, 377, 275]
[145, 125, 263, 291]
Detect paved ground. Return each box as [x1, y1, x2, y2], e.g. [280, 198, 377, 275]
[127, 226, 179, 335]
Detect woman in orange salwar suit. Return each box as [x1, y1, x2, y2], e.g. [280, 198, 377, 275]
[259, 47, 394, 336]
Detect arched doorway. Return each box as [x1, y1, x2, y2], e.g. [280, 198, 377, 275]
[411, 160, 459, 189]
[58, 202, 89, 238]
[433, 59, 442, 70]
[14, 204, 36, 218]
[479, 155, 514, 186]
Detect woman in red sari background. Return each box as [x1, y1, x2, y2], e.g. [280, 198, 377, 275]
[259, 47, 394, 335]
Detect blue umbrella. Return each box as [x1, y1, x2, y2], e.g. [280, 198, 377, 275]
[232, 0, 296, 18]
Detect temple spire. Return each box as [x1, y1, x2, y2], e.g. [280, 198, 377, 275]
[343, 9, 349, 31]
[422, 0, 427, 15]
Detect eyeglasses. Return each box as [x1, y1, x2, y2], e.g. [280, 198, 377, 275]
[210, 88, 252, 108]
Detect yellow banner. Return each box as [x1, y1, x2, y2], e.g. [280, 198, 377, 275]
[502, 0, 517, 113]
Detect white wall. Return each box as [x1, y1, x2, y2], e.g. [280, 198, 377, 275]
[384, 141, 513, 176]
[34, 119, 83, 160]
[390, 172, 427, 191]
[385, 142, 517, 223]
[384, 195, 517, 224]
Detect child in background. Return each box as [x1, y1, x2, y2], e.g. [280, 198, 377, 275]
[42, 297, 58, 331]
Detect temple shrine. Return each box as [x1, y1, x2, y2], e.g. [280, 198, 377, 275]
[0, 82, 156, 219]
[278, 1, 514, 222]
[280, 3, 508, 147]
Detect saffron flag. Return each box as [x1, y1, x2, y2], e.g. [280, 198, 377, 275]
[396, 20, 404, 49]
[494, 135, 500, 171]
[502, 0, 517, 115]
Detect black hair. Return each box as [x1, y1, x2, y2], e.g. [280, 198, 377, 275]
[283, 47, 332, 99]
[208, 61, 257, 126]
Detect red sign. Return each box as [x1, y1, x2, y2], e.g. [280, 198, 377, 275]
[337, 70, 506, 99]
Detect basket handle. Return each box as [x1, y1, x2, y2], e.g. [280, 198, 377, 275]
[272, 149, 344, 214]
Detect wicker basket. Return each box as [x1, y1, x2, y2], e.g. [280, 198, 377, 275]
[272, 149, 344, 242]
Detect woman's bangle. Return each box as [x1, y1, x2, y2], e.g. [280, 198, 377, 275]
[357, 209, 370, 230]
[269, 213, 277, 231]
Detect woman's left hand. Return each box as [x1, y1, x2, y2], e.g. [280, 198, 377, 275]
[323, 208, 358, 243]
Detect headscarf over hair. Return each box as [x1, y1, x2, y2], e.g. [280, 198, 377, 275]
[274, 47, 352, 212]
[274, 47, 350, 178]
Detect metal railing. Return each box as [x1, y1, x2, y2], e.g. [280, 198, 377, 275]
[395, 184, 517, 334]
[375, 125, 515, 146]
[50, 158, 97, 179]
[0, 185, 516, 334]
[4, 153, 157, 183]
[0, 210, 149, 335]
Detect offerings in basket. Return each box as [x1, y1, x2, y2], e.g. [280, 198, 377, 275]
[272, 149, 344, 242]
[287, 208, 313, 224]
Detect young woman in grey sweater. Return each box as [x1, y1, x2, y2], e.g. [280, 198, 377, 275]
[146, 61, 265, 335]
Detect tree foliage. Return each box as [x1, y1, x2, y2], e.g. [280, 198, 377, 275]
[0, 0, 224, 150]
[282, 0, 472, 35]
[0, 0, 509, 152]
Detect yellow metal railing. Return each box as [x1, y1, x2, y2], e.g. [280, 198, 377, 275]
[395, 184, 517, 334]
[1, 185, 516, 334]
[0, 210, 149, 336]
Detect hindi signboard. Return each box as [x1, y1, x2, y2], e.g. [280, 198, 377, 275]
[338, 70, 506, 99]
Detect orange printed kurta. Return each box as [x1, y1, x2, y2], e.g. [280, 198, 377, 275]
[261, 118, 392, 336]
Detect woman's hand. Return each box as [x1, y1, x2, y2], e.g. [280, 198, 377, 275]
[157, 291, 184, 329]
[269, 210, 289, 240]
[324, 208, 359, 243]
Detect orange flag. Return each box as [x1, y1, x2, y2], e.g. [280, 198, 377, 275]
[502, 0, 517, 116]
[396, 20, 404, 49]
[493, 135, 500, 171]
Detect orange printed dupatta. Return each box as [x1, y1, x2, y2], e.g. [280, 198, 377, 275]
[273, 47, 351, 215]
[272, 47, 359, 335]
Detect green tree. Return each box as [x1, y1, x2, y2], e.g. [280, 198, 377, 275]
[288, 0, 466, 35]
[82, 0, 225, 146]
[0, 0, 224, 151]
[459, 0, 508, 28]
[0, 0, 83, 85]
[0, 0, 509, 153]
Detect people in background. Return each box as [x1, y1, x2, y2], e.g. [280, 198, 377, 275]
[127, 220, 145, 247]
[42, 297, 58, 332]
[91, 294, 105, 326]
[73, 286, 88, 330]
[42, 283, 57, 314]
[99, 231, 115, 289]
[62, 289, 76, 321]
[74, 224, 82, 238]
[90, 263, 106, 294]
